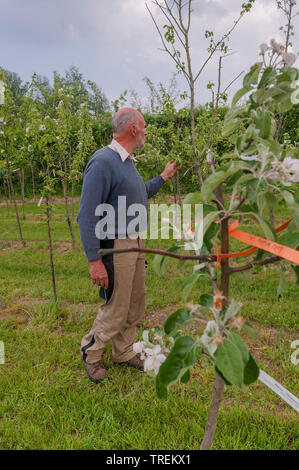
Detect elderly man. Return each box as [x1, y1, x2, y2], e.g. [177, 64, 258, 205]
[77, 107, 179, 383]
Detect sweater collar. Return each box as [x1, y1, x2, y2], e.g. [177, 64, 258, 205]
[108, 139, 136, 162]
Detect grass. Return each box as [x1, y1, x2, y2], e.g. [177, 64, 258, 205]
[0, 197, 298, 450]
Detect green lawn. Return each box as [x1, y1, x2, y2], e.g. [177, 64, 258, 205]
[0, 197, 298, 450]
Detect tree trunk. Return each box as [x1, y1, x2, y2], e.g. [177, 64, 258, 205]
[2, 176, 9, 214]
[190, 84, 203, 186]
[20, 168, 25, 220]
[30, 162, 36, 201]
[7, 171, 11, 204]
[220, 218, 230, 301]
[6, 161, 25, 247]
[176, 171, 182, 208]
[184, 21, 203, 187]
[200, 374, 225, 450]
[172, 176, 177, 205]
[71, 183, 75, 220]
[62, 171, 75, 249]
[46, 197, 57, 302]
[171, 177, 178, 225]
[200, 187, 228, 450]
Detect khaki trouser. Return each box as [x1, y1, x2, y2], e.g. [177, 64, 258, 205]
[81, 237, 146, 364]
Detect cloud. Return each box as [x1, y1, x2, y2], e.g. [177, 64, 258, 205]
[0, 0, 298, 104]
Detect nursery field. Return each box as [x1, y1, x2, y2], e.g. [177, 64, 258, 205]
[0, 198, 298, 450]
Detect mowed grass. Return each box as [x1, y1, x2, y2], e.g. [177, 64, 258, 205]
[0, 197, 298, 450]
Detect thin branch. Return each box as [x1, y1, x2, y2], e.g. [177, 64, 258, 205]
[177, 0, 187, 32]
[229, 256, 281, 273]
[187, 0, 192, 31]
[162, 0, 186, 35]
[154, 0, 186, 48]
[198, 55, 223, 166]
[99, 246, 217, 263]
[200, 52, 241, 169]
[200, 52, 239, 170]
[222, 70, 244, 95]
[193, 12, 246, 83]
[146, 2, 191, 85]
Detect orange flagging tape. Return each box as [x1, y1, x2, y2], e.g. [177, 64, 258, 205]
[213, 218, 299, 267]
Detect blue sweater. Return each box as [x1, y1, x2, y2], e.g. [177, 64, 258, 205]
[77, 146, 165, 261]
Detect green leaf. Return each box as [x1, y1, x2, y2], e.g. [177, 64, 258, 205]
[225, 105, 246, 121]
[181, 273, 200, 301]
[265, 139, 282, 156]
[215, 338, 244, 388]
[281, 190, 299, 229]
[278, 232, 299, 250]
[257, 66, 276, 89]
[252, 88, 271, 104]
[201, 167, 241, 201]
[152, 244, 181, 276]
[243, 354, 259, 385]
[222, 118, 241, 137]
[203, 211, 219, 238]
[246, 179, 259, 206]
[180, 369, 191, 384]
[226, 169, 244, 188]
[243, 63, 263, 88]
[215, 366, 231, 386]
[224, 299, 241, 322]
[232, 87, 253, 107]
[157, 336, 196, 390]
[202, 204, 217, 216]
[256, 111, 271, 139]
[281, 190, 295, 206]
[257, 191, 276, 215]
[278, 96, 293, 113]
[247, 212, 277, 241]
[236, 135, 244, 154]
[199, 294, 213, 307]
[227, 332, 250, 366]
[231, 174, 256, 197]
[164, 308, 193, 335]
[276, 67, 298, 83]
[204, 222, 219, 251]
[183, 192, 202, 204]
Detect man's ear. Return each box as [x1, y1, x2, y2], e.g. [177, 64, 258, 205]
[130, 124, 137, 137]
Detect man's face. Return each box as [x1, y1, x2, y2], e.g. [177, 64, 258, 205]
[135, 115, 147, 149]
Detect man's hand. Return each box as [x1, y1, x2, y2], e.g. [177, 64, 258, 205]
[160, 160, 181, 181]
[89, 259, 108, 288]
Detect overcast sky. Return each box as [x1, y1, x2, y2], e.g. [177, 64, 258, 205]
[1, 0, 298, 106]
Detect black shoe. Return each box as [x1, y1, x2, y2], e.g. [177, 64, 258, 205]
[81, 356, 108, 383]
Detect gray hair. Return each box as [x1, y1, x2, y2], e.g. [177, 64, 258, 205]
[112, 111, 139, 134]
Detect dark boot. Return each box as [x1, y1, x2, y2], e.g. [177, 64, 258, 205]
[82, 358, 108, 383]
